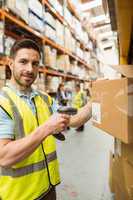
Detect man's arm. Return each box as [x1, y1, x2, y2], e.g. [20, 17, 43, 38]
[0, 113, 70, 167]
[69, 100, 92, 128]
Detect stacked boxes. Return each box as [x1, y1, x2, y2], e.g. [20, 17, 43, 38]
[56, 20, 64, 46]
[45, 76, 61, 93]
[28, 0, 44, 32]
[92, 75, 133, 144]
[64, 27, 72, 51]
[56, 55, 70, 73]
[48, 0, 63, 16]
[44, 46, 57, 70]
[5, 37, 15, 56]
[33, 73, 45, 91]
[45, 12, 56, 29]
[0, 21, 4, 54]
[92, 66, 133, 199]
[84, 51, 90, 64]
[64, 7, 72, 26]
[110, 154, 133, 200]
[6, 0, 29, 23]
[45, 24, 56, 41]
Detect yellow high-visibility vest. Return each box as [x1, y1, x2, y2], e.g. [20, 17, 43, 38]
[73, 91, 85, 109]
[0, 86, 60, 200]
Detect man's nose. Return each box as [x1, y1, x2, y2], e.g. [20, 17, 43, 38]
[27, 63, 33, 72]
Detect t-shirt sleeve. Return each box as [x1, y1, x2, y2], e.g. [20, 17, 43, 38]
[51, 99, 59, 113]
[0, 106, 15, 139]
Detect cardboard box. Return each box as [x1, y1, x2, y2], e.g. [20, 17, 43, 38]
[56, 20, 64, 46]
[28, 10, 44, 32]
[56, 55, 70, 72]
[115, 139, 133, 166]
[45, 24, 56, 41]
[64, 27, 72, 51]
[29, 0, 43, 19]
[113, 157, 133, 200]
[92, 68, 133, 143]
[6, 0, 29, 23]
[109, 151, 115, 193]
[44, 46, 57, 70]
[64, 7, 72, 25]
[45, 12, 56, 29]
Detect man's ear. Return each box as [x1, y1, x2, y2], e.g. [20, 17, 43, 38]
[8, 58, 14, 71]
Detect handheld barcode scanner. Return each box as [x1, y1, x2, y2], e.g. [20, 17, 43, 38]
[54, 106, 77, 141]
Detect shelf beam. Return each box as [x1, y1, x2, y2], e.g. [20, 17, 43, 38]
[0, 9, 93, 71]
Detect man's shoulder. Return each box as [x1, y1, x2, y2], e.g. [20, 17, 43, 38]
[36, 90, 53, 105]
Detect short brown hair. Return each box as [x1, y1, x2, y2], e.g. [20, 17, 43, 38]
[10, 38, 41, 58]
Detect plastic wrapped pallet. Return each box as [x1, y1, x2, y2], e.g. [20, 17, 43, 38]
[76, 43, 83, 59]
[5, 36, 15, 56]
[71, 61, 78, 76]
[83, 31, 89, 46]
[33, 73, 45, 92]
[56, 20, 64, 46]
[44, 46, 57, 70]
[64, 7, 72, 25]
[45, 76, 61, 93]
[28, 0, 44, 32]
[48, 0, 63, 16]
[84, 51, 90, 64]
[45, 24, 56, 41]
[45, 12, 56, 29]
[54, 0, 63, 16]
[56, 55, 70, 73]
[71, 37, 76, 53]
[6, 0, 29, 23]
[64, 27, 72, 51]
[28, 11, 44, 32]
[29, 0, 43, 19]
[75, 18, 82, 39]
[0, 31, 4, 54]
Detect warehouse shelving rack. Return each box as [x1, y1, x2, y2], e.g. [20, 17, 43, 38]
[0, 0, 96, 84]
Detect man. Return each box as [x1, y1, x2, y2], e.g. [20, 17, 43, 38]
[0, 39, 92, 200]
[72, 84, 86, 131]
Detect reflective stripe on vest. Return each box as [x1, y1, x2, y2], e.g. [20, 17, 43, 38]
[0, 90, 25, 139]
[0, 151, 57, 177]
[37, 91, 53, 114]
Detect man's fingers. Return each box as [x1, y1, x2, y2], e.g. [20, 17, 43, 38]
[60, 114, 70, 120]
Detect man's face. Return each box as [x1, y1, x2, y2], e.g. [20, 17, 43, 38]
[10, 48, 40, 88]
[75, 86, 80, 92]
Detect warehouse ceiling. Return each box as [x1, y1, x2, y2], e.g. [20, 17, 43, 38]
[72, 0, 117, 51]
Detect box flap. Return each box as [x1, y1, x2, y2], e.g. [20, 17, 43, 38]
[111, 65, 133, 78]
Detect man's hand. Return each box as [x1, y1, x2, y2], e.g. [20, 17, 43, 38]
[45, 113, 70, 135]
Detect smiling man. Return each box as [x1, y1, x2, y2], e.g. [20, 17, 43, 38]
[0, 39, 92, 200]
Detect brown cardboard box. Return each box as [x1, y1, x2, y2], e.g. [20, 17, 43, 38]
[113, 157, 133, 200]
[92, 76, 133, 143]
[115, 139, 133, 166]
[109, 151, 115, 193]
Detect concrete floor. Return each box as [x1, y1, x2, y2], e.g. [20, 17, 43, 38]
[56, 121, 114, 200]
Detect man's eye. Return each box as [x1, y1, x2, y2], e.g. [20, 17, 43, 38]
[20, 60, 27, 64]
[33, 62, 39, 67]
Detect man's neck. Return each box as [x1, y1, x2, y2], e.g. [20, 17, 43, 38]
[9, 79, 32, 95]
